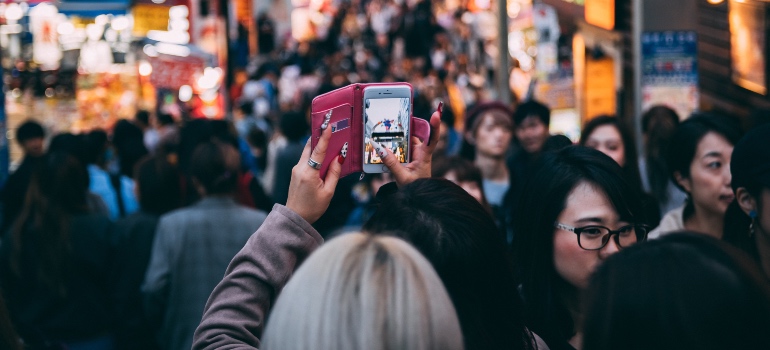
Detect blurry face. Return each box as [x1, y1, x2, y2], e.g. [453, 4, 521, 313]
[22, 138, 44, 157]
[585, 125, 625, 167]
[678, 132, 734, 217]
[515, 116, 549, 155]
[474, 114, 512, 158]
[553, 181, 626, 289]
[443, 171, 484, 204]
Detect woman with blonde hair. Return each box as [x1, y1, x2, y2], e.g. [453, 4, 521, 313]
[261, 233, 463, 350]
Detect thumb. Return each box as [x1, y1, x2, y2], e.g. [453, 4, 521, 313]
[375, 142, 408, 180]
[323, 154, 343, 192]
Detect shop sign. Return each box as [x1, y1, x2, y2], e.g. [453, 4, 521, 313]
[641, 31, 699, 120]
[133, 4, 170, 37]
[584, 57, 616, 119]
[30, 3, 62, 70]
[148, 55, 206, 90]
[729, 0, 766, 95]
[584, 0, 614, 31]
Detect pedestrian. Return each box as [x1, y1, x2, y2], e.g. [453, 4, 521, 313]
[639, 106, 687, 215]
[723, 123, 770, 278]
[649, 114, 741, 239]
[142, 141, 267, 350]
[580, 115, 660, 228]
[0, 152, 116, 350]
[112, 155, 180, 350]
[1, 120, 46, 232]
[513, 146, 649, 350]
[583, 233, 770, 350]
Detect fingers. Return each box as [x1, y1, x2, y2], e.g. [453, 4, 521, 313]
[323, 151, 344, 191]
[310, 125, 332, 164]
[426, 110, 441, 150]
[373, 141, 408, 180]
[299, 137, 312, 162]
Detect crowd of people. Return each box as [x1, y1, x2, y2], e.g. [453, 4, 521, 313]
[1, 1, 770, 350]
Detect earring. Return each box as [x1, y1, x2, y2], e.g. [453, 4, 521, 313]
[750, 210, 758, 237]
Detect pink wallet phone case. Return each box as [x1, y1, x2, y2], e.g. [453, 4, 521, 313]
[311, 83, 431, 179]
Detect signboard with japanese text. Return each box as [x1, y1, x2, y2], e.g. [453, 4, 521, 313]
[642, 31, 699, 120]
[148, 55, 206, 90]
[133, 4, 170, 37]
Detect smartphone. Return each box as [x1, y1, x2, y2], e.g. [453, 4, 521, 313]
[362, 85, 412, 173]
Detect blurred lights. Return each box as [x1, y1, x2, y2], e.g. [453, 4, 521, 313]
[143, 44, 159, 57]
[5, 3, 23, 21]
[706, 0, 724, 4]
[155, 42, 190, 57]
[111, 16, 130, 31]
[179, 85, 193, 102]
[58, 22, 75, 35]
[138, 61, 153, 76]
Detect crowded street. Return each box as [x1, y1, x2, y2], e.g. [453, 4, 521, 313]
[1, 0, 770, 349]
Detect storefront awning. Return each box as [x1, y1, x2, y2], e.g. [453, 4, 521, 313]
[56, 0, 129, 17]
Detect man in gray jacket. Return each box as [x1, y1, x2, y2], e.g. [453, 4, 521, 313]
[143, 141, 267, 350]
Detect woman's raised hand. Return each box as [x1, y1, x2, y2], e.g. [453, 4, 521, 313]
[286, 126, 345, 224]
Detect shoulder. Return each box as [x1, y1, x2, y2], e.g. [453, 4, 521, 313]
[648, 205, 685, 239]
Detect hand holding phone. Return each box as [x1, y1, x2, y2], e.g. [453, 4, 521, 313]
[374, 103, 442, 187]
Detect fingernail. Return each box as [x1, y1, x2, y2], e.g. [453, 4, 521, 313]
[437, 102, 443, 114]
[340, 142, 348, 159]
[321, 122, 328, 130]
[378, 143, 388, 158]
[337, 155, 345, 164]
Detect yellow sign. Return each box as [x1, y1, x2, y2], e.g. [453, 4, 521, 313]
[133, 4, 170, 37]
[584, 57, 616, 120]
[585, 0, 615, 30]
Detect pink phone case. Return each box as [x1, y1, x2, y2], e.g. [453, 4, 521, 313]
[311, 83, 430, 179]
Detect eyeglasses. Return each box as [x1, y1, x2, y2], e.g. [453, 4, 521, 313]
[554, 223, 649, 250]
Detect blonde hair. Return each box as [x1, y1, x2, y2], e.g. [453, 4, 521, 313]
[261, 233, 464, 350]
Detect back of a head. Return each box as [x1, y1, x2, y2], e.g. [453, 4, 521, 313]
[542, 134, 573, 153]
[666, 113, 741, 191]
[280, 111, 309, 143]
[363, 179, 530, 350]
[513, 100, 550, 127]
[642, 105, 679, 135]
[262, 233, 463, 350]
[83, 130, 109, 165]
[189, 142, 240, 196]
[16, 120, 45, 144]
[36, 151, 90, 212]
[158, 113, 175, 126]
[432, 156, 483, 185]
[135, 155, 180, 215]
[135, 110, 150, 127]
[513, 146, 643, 345]
[583, 232, 770, 350]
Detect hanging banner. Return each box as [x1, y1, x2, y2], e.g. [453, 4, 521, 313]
[30, 3, 62, 71]
[641, 31, 699, 120]
[148, 55, 207, 90]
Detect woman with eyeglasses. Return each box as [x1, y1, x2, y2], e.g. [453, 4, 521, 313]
[512, 146, 649, 350]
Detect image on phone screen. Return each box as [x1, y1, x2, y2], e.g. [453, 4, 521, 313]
[364, 98, 410, 165]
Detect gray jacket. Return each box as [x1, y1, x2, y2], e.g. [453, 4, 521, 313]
[142, 196, 267, 350]
[192, 204, 323, 350]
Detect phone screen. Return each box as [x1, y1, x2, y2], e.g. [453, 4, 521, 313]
[364, 97, 410, 165]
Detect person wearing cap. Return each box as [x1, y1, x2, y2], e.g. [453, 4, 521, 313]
[1, 120, 46, 232]
[725, 123, 770, 278]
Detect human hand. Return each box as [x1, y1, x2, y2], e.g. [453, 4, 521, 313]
[371, 103, 442, 187]
[286, 125, 346, 224]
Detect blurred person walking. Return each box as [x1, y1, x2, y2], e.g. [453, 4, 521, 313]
[142, 141, 267, 350]
[0, 152, 117, 350]
[111, 156, 180, 350]
[639, 106, 687, 215]
[1, 120, 46, 233]
[83, 130, 139, 220]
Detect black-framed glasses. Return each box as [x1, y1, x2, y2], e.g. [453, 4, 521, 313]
[554, 223, 649, 250]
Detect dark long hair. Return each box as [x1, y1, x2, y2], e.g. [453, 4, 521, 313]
[363, 179, 534, 350]
[512, 146, 643, 348]
[10, 152, 90, 297]
[583, 232, 770, 350]
[641, 106, 679, 204]
[580, 115, 644, 192]
[666, 113, 741, 218]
